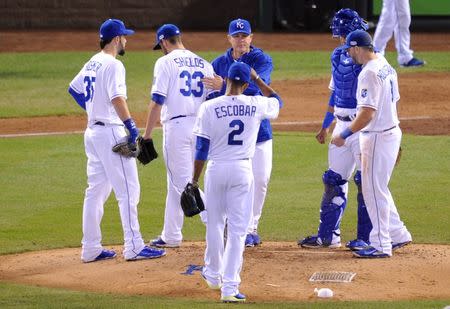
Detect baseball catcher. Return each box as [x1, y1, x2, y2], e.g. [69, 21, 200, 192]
[136, 136, 158, 165]
[180, 182, 205, 217]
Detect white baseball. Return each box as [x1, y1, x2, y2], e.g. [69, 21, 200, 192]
[314, 287, 334, 298]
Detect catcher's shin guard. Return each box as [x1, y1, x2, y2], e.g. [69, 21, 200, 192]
[354, 171, 372, 242]
[317, 170, 347, 245]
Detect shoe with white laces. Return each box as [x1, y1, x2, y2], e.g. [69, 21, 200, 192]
[82, 249, 117, 263]
[346, 239, 370, 251]
[126, 246, 166, 261]
[392, 240, 411, 251]
[221, 293, 246, 303]
[245, 234, 254, 247]
[353, 246, 390, 258]
[299, 235, 341, 249]
[149, 236, 180, 248]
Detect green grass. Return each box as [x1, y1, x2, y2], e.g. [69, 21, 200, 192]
[0, 51, 449, 117]
[1, 132, 448, 255]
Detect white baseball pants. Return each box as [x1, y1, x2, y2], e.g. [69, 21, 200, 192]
[360, 126, 412, 255]
[81, 124, 145, 261]
[203, 159, 254, 297]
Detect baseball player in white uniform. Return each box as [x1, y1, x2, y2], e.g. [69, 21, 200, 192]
[331, 30, 412, 258]
[192, 62, 282, 302]
[373, 0, 424, 67]
[68, 19, 166, 262]
[142, 24, 218, 248]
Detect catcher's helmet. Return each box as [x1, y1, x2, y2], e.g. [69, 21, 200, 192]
[331, 8, 368, 38]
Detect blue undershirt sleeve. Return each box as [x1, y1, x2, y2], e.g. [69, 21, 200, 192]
[328, 91, 336, 107]
[195, 136, 210, 161]
[68, 87, 86, 110]
[152, 93, 166, 105]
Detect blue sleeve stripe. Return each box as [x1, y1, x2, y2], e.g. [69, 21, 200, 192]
[68, 87, 86, 110]
[152, 93, 166, 105]
[195, 136, 210, 161]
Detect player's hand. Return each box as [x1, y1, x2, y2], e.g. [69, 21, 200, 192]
[330, 134, 345, 147]
[202, 73, 223, 90]
[316, 128, 329, 144]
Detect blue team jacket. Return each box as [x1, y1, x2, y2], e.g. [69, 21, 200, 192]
[211, 46, 273, 143]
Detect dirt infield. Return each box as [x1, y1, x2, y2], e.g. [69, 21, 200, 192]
[1, 31, 449, 302]
[0, 243, 449, 302]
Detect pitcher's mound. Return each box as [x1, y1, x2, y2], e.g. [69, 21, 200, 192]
[1, 242, 449, 302]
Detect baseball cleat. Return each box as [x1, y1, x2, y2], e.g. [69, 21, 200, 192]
[83, 249, 117, 263]
[221, 293, 246, 303]
[126, 246, 166, 261]
[299, 235, 341, 249]
[245, 234, 254, 247]
[252, 233, 261, 246]
[400, 57, 425, 67]
[149, 236, 180, 248]
[346, 239, 370, 251]
[201, 273, 222, 290]
[392, 240, 412, 251]
[353, 246, 390, 258]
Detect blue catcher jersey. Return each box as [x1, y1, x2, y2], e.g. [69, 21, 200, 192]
[212, 46, 273, 143]
[330, 46, 362, 109]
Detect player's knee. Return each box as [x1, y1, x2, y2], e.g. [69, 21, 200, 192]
[322, 169, 347, 198]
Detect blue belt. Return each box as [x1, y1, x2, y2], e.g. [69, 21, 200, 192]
[94, 121, 105, 126]
[170, 115, 187, 121]
[362, 125, 396, 133]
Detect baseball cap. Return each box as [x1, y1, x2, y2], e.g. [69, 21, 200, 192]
[99, 19, 134, 40]
[153, 24, 181, 50]
[227, 62, 251, 83]
[343, 29, 373, 49]
[228, 18, 252, 36]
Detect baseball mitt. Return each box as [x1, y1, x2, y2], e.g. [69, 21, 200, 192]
[180, 182, 205, 217]
[112, 140, 139, 158]
[137, 136, 158, 165]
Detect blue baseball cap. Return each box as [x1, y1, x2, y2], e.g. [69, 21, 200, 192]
[228, 18, 252, 36]
[343, 29, 373, 49]
[228, 62, 251, 83]
[153, 24, 181, 50]
[99, 19, 134, 40]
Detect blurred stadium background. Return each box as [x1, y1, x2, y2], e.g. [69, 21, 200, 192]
[1, 0, 449, 32]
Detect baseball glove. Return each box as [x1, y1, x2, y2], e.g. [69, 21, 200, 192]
[395, 146, 402, 166]
[112, 139, 139, 158]
[180, 182, 205, 217]
[136, 136, 158, 165]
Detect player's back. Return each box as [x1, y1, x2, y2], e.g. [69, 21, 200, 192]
[196, 94, 279, 161]
[70, 51, 125, 125]
[152, 49, 215, 123]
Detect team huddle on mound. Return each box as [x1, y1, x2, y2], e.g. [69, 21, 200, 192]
[68, 9, 413, 303]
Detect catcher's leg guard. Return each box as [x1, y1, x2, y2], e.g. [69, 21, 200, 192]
[317, 169, 348, 245]
[354, 170, 372, 243]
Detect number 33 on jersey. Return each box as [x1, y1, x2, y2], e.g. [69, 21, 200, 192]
[151, 49, 217, 123]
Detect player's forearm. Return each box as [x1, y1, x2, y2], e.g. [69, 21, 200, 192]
[193, 160, 205, 184]
[143, 101, 162, 139]
[349, 107, 375, 133]
[254, 76, 276, 97]
[112, 97, 132, 121]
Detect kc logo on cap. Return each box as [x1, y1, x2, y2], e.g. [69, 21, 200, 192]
[228, 18, 251, 36]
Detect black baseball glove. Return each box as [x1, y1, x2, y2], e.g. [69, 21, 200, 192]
[112, 139, 139, 158]
[137, 136, 158, 165]
[180, 182, 205, 217]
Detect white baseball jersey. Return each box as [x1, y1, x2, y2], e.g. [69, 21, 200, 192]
[193, 95, 280, 161]
[357, 55, 400, 132]
[151, 49, 216, 123]
[70, 51, 126, 126]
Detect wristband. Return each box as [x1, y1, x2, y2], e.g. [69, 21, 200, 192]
[124, 118, 139, 144]
[340, 128, 354, 139]
[322, 111, 335, 129]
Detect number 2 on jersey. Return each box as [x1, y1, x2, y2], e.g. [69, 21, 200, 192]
[228, 119, 244, 145]
[179, 71, 204, 97]
[84, 76, 96, 102]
